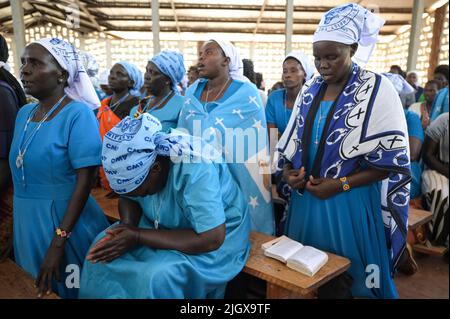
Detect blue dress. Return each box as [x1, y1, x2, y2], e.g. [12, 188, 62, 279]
[404, 109, 424, 199]
[8, 101, 110, 299]
[79, 161, 251, 299]
[285, 101, 398, 299]
[130, 94, 184, 131]
[430, 87, 449, 121]
[265, 89, 293, 135]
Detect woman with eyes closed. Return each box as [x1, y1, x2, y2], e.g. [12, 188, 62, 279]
[275, 4, 411, 299]
[9, 38, 109, 298]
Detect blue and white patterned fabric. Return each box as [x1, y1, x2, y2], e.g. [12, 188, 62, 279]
[178, 79, 275, 235]
[275, 63, 411, 271]
[116, 61, 144, 97]
[313, 3, 385, 64]
[150, 50, 186, 94]
[102, 113, 220, 194]
[33, 38, 100, 110]
[381, 73, 415, 96]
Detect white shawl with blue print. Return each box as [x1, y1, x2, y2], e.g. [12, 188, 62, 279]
[178, 79, 275, 235]
[275, 64, 411, 271]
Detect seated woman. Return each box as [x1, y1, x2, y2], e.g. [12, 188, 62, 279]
[97, 61, 143, 193]
[409, 80, 439, 129]
[130, 50, 185, 132]
[79, 113, 251, 299]
[422, 113, 449, 249]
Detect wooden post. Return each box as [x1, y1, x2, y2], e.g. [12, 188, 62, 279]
[151, 0, 161, 54]
[285, 0, 294, 55]
[428, 4, 447, 80]
[10, 0, 26, 78]
[407, 0, 424, 71]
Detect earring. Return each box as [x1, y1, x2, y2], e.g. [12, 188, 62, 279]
[58, 78, 63, 84]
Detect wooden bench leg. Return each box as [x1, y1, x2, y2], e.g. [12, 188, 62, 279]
[266, 283, 316, 299]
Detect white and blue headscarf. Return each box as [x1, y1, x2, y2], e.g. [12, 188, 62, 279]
[150, 50, 185, 94]
[102, 113, 220, 194]
[116, 61, 144, 97]
[284, 52, 316, 81]
[382, 73, 415, 96]
[313, 3, 385, 63]
[33, 38, 101, 110]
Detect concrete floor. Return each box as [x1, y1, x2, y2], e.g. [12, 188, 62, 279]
[395, 253, 449, 299]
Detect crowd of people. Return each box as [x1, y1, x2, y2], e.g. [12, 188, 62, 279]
[0, 2, 448, 299]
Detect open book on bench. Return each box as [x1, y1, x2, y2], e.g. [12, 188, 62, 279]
[262, 235, 329, 277]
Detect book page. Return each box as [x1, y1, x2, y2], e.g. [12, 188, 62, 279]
[264, 237, 304, 263]
[286, 246, 328, 277]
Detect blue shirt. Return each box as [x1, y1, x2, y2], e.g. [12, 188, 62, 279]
[430, 86, 449, 122]
[265, 89, 293, 135]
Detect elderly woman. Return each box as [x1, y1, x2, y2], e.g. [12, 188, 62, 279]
[79, 113, 251, 298]
[275, 4, 410, 298]
[130, 50, 185, 132]
[266, 52, 315, 138]
[178, 39, 274, 235]
[9, 38, 109, 298]
[97, 61, 143, 192]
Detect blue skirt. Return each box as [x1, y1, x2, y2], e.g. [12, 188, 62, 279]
[285, 183, 398, 299]
[13, 195, 110, 299]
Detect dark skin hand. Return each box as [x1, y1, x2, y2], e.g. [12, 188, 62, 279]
[283, 163, 389, 200]
[423, 136, 449, 178]
[86, 156, 226, 264]
[409, 136, 422, 162]
[21, 43, 100, 297]
[35, 166, 98, 297]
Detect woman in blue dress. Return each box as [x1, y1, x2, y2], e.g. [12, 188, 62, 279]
[178, 39, 274, 235]
[275, 4, 410, 299]
[79, 113, 251, 298]
[130, 50, 185, 132]
[8, 38, 110, 298]
[266, 52, 315, 138]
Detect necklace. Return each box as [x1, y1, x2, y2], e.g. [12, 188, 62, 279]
[16, 94, 67, 184]
[136, 91, 173, 118]
[103, 93, 130, 124]
[204, 77, 231, 106]
[152, 192, 164, 230]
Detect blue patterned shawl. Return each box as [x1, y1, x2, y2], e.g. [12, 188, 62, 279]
[275, 63, 411, 271]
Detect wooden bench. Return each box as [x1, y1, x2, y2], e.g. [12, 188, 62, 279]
[407, 207, 448, 256]
[243, 232, 351, 299]
[0, 259, 59, 299]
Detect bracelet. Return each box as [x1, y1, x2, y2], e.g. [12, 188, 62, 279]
[55, 228, 71, 239]
[339, 176, 351, 192]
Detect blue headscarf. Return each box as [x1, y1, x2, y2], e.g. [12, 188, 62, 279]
[102, 113, 220, 194]
[116, 61, 144, 97]
[150, 50, 185, 94]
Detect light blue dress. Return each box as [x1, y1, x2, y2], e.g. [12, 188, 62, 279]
[130, 94, 184, 131]
[404, 109, 425, 199]
[79, 161, 251, 299]
[430, 86, 449, 122]
[265, 89, 293, 135]
[178, 79, 275, 235]
[8, 101, 110, 299]
[285, 101, 398, 299]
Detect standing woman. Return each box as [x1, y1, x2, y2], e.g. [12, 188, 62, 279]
[0, 34, 27, 261]
[178, 39, 274, 235]
[9, 38, 109, 298]
[97, 61, 142, 192]
[130, 50, 185, 132]
[266, 52, 315, 139]
[276, 4, 410, 298]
